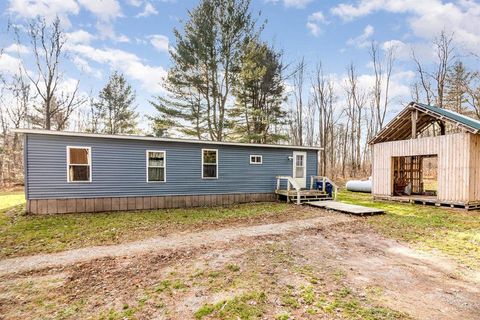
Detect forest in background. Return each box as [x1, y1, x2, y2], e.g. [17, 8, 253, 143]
[1, 0, 480, 188]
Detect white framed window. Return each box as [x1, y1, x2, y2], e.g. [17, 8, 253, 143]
[147, 150, 166, 182]
[67, 146, 92, 182]
[250, 155, 263, 164]
[202, 149, 218, 179]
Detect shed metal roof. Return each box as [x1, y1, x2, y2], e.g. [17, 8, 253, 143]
[369, 102, 480, 144]
[416, 102, 480, 131]
[13, 129, 322, 150]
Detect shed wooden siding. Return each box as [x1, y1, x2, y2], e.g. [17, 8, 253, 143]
[469, 133, 480, 202]
[372, 132, 479, 203]
[25, 134, 318, 200]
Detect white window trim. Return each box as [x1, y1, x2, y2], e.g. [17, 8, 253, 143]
[146, 150, 166, 183]
[249, 154, 263, 165]
[66, 146, 92, 183]
[201, 148, 218, 179]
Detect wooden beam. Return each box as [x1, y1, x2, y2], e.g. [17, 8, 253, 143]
[411, 110, 418, 139]
[439, 121, 445, 135]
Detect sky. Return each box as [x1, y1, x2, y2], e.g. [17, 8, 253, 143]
[1, 0, 480, 133]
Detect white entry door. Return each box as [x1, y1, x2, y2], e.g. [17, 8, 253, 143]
[293, 151, 307, 188]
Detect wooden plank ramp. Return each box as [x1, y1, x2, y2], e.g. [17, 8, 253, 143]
[307, 200, 384, 216]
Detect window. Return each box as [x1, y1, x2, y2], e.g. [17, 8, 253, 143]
[147, 150, 166, 182]
[67, 146, 91, 182]
[202, 149, 218, 179]
[250, 155, 262, 164]
[294, 153, 305, 178]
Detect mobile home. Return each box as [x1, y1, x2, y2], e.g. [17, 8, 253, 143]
[16, 129, 320, 214]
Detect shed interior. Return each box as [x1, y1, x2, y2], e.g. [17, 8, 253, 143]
[392, 155, 437, 197]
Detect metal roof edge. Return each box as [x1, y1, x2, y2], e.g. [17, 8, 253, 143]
[369, 101, 480, 144]
[13, 129, 323, 151]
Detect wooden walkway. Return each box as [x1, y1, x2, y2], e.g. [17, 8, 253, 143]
[307, 200, 384, 216]
[373, 195, 480, 210]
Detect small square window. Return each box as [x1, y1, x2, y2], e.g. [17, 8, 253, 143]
[250, 155, 262, 164]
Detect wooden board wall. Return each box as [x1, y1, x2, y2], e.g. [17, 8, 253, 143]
[26, 192, 277, 215]
[372, 132, 476, 203]
[469, 134, 480, 202]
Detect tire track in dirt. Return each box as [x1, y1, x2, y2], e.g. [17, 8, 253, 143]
[0, 214, 352, 276]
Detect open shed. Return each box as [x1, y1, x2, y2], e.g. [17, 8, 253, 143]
[370, 102, 480, 209]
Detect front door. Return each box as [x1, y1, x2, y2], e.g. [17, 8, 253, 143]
[293, 151, 307, 188]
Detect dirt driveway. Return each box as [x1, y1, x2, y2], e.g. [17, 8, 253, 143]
[0, 209, 479, 319]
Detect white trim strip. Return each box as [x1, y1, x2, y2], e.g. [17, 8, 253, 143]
[13, 129, 322, 151]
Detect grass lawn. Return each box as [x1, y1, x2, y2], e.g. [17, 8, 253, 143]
[1, 191, 479, 319]
[0, 192, 306, 259]
[339, 190, 480, 270]
[0, 191, 25, 211]
[1, 190, 479, 271]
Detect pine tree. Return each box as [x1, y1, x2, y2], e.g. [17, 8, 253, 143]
[230, 40, 287, 143]
[150, 0, 257, 141]
[92, 72, 138, 134]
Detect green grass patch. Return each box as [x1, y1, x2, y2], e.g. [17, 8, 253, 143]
[226, 264, 241, 272]
[275, 313, 291, 320]
[194, 291, 267, 319]
[0, 191, 25, 211]
[0, 196, 290, 258]
[338, 190, 480, 270]
[320, 297, 408, 320]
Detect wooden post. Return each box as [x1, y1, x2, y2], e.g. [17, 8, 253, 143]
[439, 121, 446, 135]
[411, 110, 418, 139]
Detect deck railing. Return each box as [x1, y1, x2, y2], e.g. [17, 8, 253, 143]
[275, 176, 302, 205]
[310, 176, 338, 200]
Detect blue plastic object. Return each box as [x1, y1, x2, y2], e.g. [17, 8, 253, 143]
[316, 181, 333, 197]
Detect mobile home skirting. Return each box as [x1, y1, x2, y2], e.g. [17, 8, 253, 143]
[27, 193, 277, 215]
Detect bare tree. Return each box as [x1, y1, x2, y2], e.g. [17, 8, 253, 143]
[0, 68, 33, 187]
[6, 70, 33, 146]
[466, 72, 480, 119]
[291, 58, 306, 146]
[370, 41, 396, 132]
[411, 31, 455, 108]
[311, 62, 336, 175]
[433, 31, 455, 108]
[344, 63, 367, 177]
[21, 17, 85, 130]
[410, 82, 421, 102]
[304, 100, 316, 146]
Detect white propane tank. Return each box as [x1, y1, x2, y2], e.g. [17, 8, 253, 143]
[346, 178, 372, 193]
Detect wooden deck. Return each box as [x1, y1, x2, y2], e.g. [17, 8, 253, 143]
[275, 189, 332, 203]
[275, 176, 338, 205]
[373, 195, 480, 210]
[307, 200, 384, 216]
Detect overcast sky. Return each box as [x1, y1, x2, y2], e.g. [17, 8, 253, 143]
[1, 0, 479, 132]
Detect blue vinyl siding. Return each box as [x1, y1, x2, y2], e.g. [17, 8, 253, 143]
[25, 134, 318, 199]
